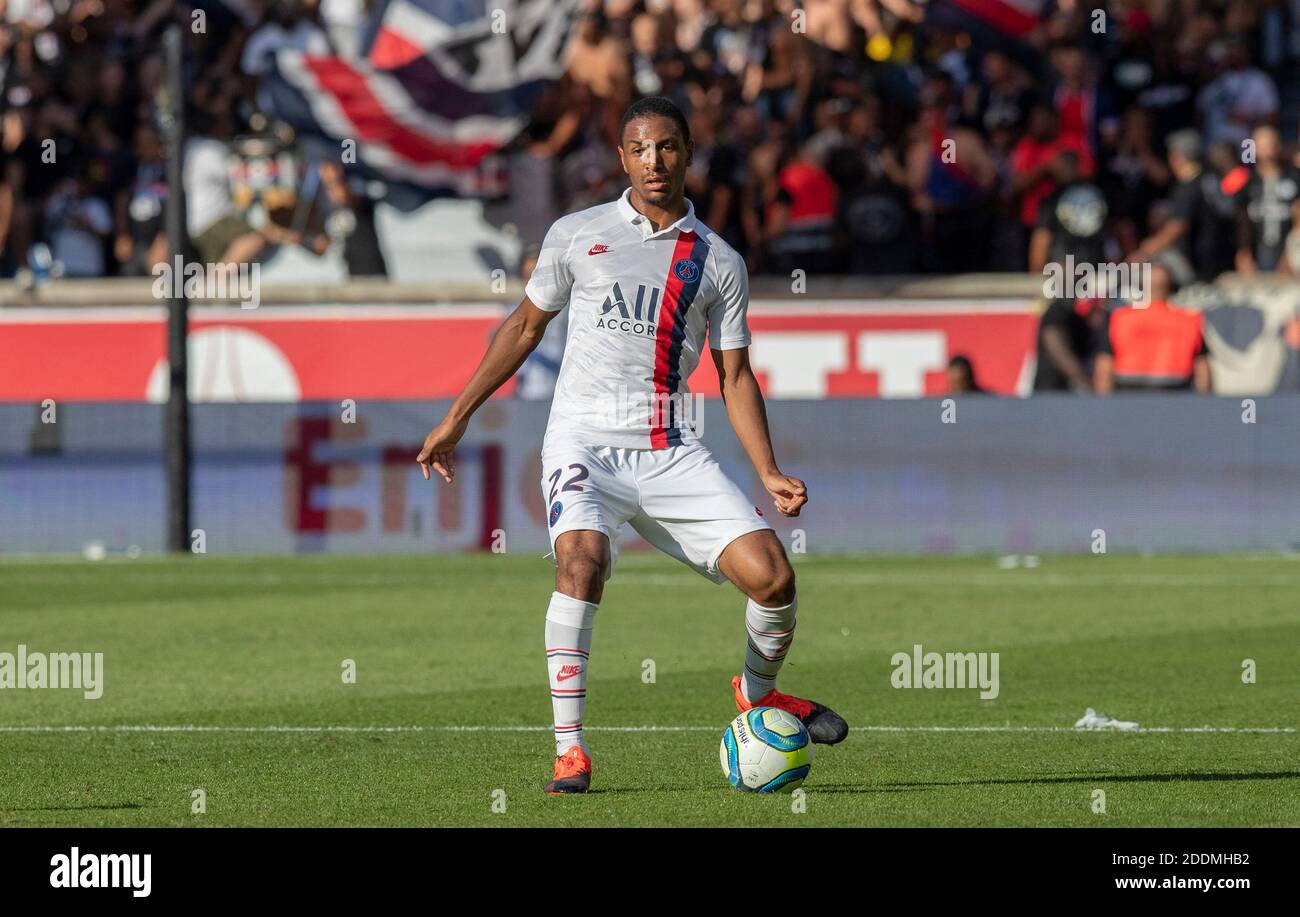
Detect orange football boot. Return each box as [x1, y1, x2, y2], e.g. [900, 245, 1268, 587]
[544, 746, 592, 794]
[732, 675, 849, 745]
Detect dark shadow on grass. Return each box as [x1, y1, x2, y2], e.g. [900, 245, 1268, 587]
[552, 786, 707, 795]
[884, 771, 1300, 789]
[557, 784, 931, 796]
[2, 802, 145, 812]
[795, 784, 931, 794]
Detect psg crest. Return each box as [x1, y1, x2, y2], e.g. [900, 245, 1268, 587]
[673, 259, 700, 283]
[549, 501, 564, 527]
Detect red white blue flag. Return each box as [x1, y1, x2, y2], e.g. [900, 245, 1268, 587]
[263, 0, 579, 196]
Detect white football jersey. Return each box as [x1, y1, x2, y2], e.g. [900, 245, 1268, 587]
[524, 187, 751, 450]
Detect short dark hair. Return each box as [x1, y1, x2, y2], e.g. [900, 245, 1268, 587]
[619, 96, 690, 146]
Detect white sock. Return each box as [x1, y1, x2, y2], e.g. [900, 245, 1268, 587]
[545, 591, 598, 755]
[741, 595, 797, 703]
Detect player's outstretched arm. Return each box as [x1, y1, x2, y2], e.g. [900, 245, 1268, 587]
[417, 296, 558, 483]
[710, 346, 807, 517]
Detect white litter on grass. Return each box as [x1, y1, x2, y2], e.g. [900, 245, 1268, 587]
[1074, 707, 1140, 731]
[996, 554, 1041, 569]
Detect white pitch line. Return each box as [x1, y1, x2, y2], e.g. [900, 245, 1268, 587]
[0, 724, 1292, 734]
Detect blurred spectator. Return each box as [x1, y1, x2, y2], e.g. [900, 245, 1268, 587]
[829, 96, 916, 272]
[185, 80, 324, 267]
[827, 137, 916, 274]
[559, 90, 626, 211]
[1032, 295, 1106, 394]
[240, 1, 329, 77]
[1132, 130, 1240, 284]
[1235, 125, 1300, 273]
[1197, 36, 1279, 147]
[1100, 9, 1157, 116]
[740, 120, 789, 269]
[742, 0, 812, 124]
[947, 354, 988, 394]
[1011, 104, 1096, 236]
[1282, 199, 1300, 275]
[762, 138, 839, 275]
[566, 10, 631, 101]
[964, 49, 1036, 138]
[1102, 107, 1170, 255]
[905, 77, 996, 273]
[184, 95, 267, 266]
[1095, 264, 1211, 393]
[688, 103, 754, 257]
[45, 170, 112, 277]
[116, 123, 168, 276]
[1048, 42, 1117, 160]
[1029, 150, 1108, 275]
[318, 160, 388, 278]
[1129, 38, 1197, 144]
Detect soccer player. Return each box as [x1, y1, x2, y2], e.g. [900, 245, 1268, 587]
[416, 96, 848, 794]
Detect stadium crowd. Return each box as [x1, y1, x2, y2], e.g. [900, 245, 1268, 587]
[0, 0, 1298, 292]
[542, 0, 1300, 282]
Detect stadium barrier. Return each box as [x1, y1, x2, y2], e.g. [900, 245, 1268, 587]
[2, 275, 1298, 401]
[3, 397, 1297, 556]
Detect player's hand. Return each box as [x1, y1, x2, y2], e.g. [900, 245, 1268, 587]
[762, 471, 807, 517]
[416, 415, 468, 484]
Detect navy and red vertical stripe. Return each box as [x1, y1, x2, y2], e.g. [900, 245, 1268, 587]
[650, 231, 710, 449]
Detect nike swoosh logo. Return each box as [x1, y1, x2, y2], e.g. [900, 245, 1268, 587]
[588, 245, 611, 255]
[557, 668, 582, 682]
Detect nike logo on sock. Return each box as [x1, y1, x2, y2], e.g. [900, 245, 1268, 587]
[556, 665, 583, 682]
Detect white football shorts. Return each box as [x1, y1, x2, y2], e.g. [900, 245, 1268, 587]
[540, 439, 774, 584]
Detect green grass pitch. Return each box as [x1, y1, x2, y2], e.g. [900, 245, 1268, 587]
[1, 553, 1297, 827]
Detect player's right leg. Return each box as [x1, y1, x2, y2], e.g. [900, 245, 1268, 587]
[539, 445, 635, 794]
[543, 530, 608, 794]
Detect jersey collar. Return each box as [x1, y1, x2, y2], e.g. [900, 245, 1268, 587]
[617, 186, 697, 239]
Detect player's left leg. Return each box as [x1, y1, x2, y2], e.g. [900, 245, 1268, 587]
[629, 443, 848, 745]
[716, 529, 797, 703]
[716, 531, 848, 745]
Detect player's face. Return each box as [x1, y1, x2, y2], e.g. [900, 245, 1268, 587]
[619, 115, 692, 209]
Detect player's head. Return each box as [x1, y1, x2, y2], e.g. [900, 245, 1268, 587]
[617, 96, 693, 209]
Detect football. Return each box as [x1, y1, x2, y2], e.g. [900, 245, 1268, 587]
[720, 707, 813, 793]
